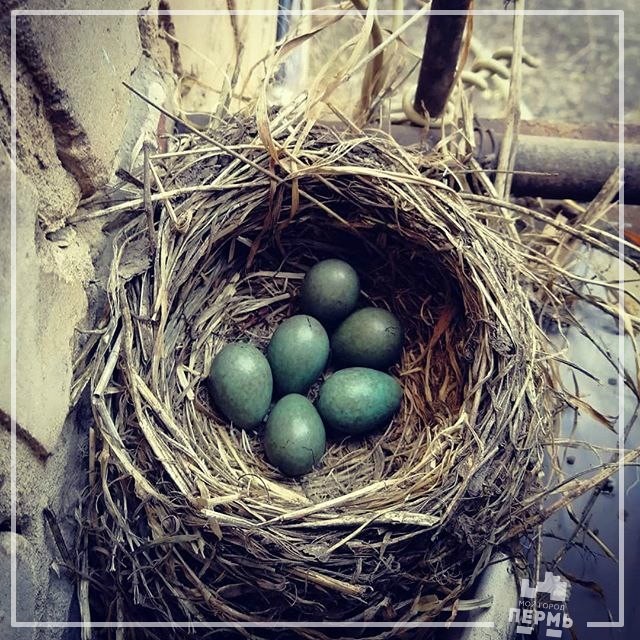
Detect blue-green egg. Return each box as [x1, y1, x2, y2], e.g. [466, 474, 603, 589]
[207, 342, 272, 428]
[331, 307, 403, 370]
[264, 394, 326, 476]
[316, 367, 402, 436]
[300, 259, 360, 328]
[267, 315, 329, 396]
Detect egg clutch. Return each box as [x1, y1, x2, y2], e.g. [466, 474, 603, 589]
[207, 259, 404, 477]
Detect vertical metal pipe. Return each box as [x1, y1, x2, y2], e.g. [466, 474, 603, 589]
[413, 0, 471, 118]
[276, 0, 294, 42]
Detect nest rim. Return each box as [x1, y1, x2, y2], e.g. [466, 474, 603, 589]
[83, 119, 551, 633]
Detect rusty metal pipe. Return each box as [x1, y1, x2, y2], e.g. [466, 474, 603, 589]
[413, 0, 471, 118]
[389, 121, 640, 204]
[507, 135, 637, 202]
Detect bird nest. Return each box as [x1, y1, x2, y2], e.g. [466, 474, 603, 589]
[74, 112, 564, 637]
[66, 5, 640, 636]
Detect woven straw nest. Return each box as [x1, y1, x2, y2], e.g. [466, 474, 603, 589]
[75, 109, 563, 637]
[71, 14, 640, 635]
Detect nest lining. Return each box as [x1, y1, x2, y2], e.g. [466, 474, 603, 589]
[81, 119, 551, 635]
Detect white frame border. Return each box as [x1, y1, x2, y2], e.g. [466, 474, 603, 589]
[9, 6, 625, 631]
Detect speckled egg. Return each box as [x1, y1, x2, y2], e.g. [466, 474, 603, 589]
[207, 342, 273, 428]
[300, 259, 360, 328]
[264, 394, 326, 476]
[267, 315, 330, 396]
[316, 367, 402, 436]
[331, 307, 403, 370]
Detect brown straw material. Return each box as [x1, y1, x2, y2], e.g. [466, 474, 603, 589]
[74, 117, 556, 632]
[70, 6, 640, 638]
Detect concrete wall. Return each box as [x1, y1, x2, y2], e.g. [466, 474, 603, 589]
[0, 2, 174, 638]
[170, 0, 279, 114]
